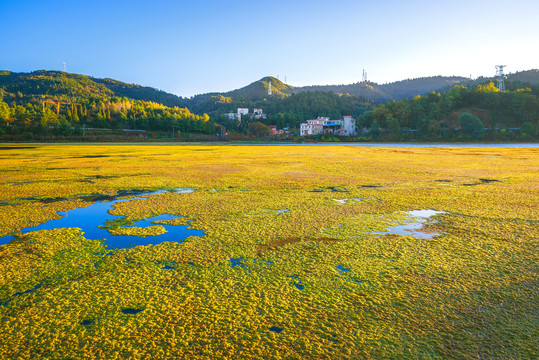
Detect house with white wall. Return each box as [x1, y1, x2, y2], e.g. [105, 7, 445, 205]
[299, 116, 356, 136]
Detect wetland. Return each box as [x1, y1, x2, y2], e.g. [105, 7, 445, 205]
[0, 144, 537, 359]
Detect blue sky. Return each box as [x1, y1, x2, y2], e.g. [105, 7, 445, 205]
[1, 0, 538, 97]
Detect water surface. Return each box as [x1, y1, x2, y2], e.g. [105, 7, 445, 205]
[0, 189, 204, 249]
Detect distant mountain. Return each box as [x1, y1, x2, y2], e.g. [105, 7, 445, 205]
[505, 69, 539, 84]
[3, 69, 538, 118]
[291, 76, 470, 102]
[187, 76, 295, 114]
[227, 76, 293, 100]
[289, 70, 539, 102]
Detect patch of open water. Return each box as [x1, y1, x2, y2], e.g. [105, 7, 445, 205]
[269, 326, 283, 333]
[0, 189, 204, 249]
[0, 283, 42, 306]
[379, 210, 445, 239]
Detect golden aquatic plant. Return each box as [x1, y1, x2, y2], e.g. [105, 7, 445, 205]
[0, 144, 537, 359]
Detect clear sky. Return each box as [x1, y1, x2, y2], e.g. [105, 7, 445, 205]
[1, 0, 538, 97]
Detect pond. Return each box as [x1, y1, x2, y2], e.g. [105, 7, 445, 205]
[380, 210, 445, 239]
[0, 189, 204, 249]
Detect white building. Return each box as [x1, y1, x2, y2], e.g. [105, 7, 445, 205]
[300, 117, 328, 136]
[225, 113, 241, 122]
[299, 116, 356, 136]
[253, 108, 266, 119]
[341, 116, 356, 136]
[237, 108, 249, 115]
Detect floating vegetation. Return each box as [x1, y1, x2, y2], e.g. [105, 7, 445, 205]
[246, 209, 290, 217]
[353, 279, 372, 289]
[0, 144, 537, 359]
[255, 237, 340, 255]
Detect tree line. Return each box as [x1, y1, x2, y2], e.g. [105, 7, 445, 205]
[355, 81, 538, 141]
[0, 91, 215, 137]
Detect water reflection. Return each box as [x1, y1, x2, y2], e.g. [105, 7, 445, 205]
[0, 189, 204, 249]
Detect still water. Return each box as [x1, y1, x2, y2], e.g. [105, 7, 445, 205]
[0, 189, 204, 249]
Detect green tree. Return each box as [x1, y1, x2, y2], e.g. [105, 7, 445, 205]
[0, 101, 10, 124]
[387, 118, 401, 140]
[521, 121, 536, 138]
[369, 120, 380, 139]
[459, 112, 484, 140]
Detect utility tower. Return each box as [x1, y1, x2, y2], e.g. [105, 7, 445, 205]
[63, 62, 66, 72]
[495, 65, 506, 92]
[268, 81, 272, 95]
[362, 69, 368, 83]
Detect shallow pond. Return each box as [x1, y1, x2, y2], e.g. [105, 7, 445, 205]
[0, 189, 204, 249]
[380, 210, 445, 239]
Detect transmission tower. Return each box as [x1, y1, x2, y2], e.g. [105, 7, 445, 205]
[495, 65, 506, 92]
[362, 69, 367, 83]
[268, 81, 272, 95]
[63, 62, 66, 72]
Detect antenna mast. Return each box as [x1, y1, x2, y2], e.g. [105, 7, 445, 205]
[268, 80, 272, 95]
[495, 65, 506, 92]
[362, 69, 367, 83]
[63, 62, 66, 72]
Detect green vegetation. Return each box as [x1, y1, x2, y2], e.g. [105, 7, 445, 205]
[292, 76, 470, 102]
[1, 70, 538, 141]
[215, 90, 370, 134]
[0, 71, 215, 139]
[357, 82, 539, 141]
[459, 113, 484, 140]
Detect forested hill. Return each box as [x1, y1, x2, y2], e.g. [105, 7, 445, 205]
[0, 70, 215, 138]
[291, 76, 470, 102]
[187, 77, 294, 114]
[0, 70, 187, 107]
[92, 78, 186, 108]
[290, 70, 539, 102]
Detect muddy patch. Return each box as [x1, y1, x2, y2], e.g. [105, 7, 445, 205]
[479, 178, 501, 183]
[309, 186, 350, 193]
[23, 196, 68, 203]
[77, 155, 112, 158]
[256, 237, 340, 255]
[359, 185, 383, 189]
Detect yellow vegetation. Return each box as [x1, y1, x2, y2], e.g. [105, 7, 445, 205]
[0, 144, 537, 359]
